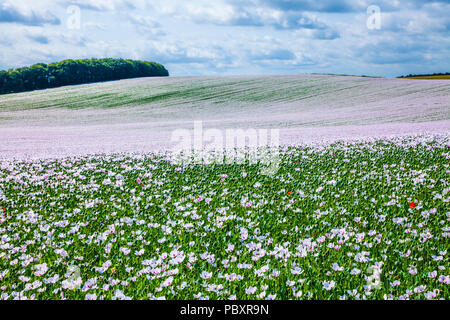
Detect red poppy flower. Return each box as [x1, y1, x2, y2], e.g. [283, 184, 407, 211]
[409, 202, 415, 209]
[287, 192, 291, 195]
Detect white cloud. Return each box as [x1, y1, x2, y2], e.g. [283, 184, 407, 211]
[0, 0, 449, 77]
[0, 1, 60, 26]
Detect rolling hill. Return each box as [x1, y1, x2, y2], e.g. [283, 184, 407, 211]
[0, 74, 449, 159]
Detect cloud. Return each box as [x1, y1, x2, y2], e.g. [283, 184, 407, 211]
[185, 4, 337, 32]
[256, 0, 364, 12]
[128, 15, 166, 37]
[295, 28, 340, 40]
[64, 0, 136, 11]
[146, 42, 232, 65]
[242, 0, 450, 12]
[355, 39, 431, 65]
[0, 2, 60, 26]
[82, 22, 107, 30]
[175, 1, 341, 41]
[251, 48, 296, 61]
[27, 34, 50, 44]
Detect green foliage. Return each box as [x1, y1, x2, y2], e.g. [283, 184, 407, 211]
[0, 58, 169, 95]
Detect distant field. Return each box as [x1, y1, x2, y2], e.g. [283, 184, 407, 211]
[404, 75, 450, 80]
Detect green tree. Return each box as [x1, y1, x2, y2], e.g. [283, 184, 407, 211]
[0, 58, 169, 95]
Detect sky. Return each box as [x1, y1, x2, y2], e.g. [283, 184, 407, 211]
[0, 0, 449, 77]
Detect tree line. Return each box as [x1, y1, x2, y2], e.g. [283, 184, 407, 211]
[398, 72, 450, 78]
[0, 58, 169, 95]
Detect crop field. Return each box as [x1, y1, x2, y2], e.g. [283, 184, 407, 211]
[0, 75, 449, 300]
[0, 75, 449, 159]
[0, 135, 449, 300]
[404, 75, 450, 80]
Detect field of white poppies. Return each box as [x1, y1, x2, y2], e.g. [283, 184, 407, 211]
[0, 134, 448, 300]
[1, 74, 449, 159]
